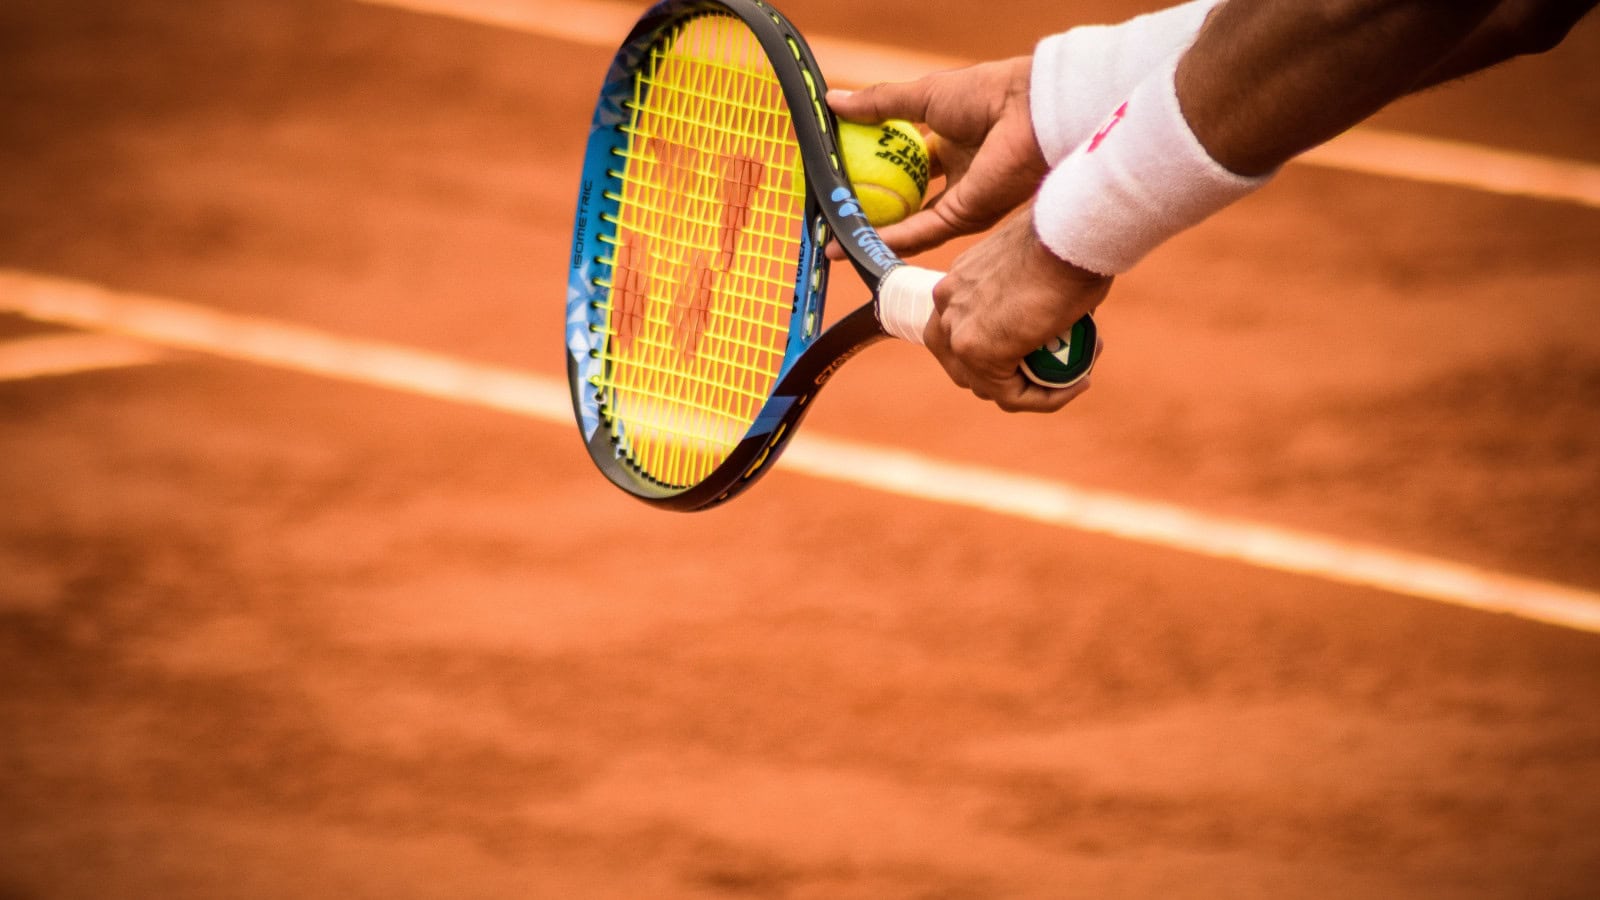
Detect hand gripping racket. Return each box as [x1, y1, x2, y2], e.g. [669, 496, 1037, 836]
[567, 0, 1098, 510]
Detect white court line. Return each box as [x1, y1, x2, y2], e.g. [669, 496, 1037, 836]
[0, 332, 167, 382]
[1301, 130, 1600, 210]
[352, 0, 1600, 210]
[4, 267, 1599, 635]
[0, 272, 571, 421]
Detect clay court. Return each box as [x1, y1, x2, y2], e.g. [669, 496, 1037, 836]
[2, 1, 1599, 897]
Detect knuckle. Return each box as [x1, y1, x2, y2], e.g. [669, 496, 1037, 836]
[946, 329, 983, 363]
[936, 196, 989, 233]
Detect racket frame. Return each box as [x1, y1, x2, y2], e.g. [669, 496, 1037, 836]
[567, 0, 1088, 510]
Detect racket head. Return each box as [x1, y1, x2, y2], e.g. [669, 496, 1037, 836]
[567, 0, 876, 509]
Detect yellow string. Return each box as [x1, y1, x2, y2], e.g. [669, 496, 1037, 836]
[598, 14, 805, 487]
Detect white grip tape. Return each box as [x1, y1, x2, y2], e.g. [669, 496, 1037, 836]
[877, 265, 945, 346]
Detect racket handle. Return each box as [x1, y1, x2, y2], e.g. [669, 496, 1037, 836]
[878, 264, 1097, 389]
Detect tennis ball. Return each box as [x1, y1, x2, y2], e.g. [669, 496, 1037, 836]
[838, 119, 930, 227]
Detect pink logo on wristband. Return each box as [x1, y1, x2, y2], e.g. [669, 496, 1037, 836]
[1087, 102, 1128, 153]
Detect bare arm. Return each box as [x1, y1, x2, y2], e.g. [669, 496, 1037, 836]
[1177, 0, 1502, 177]
[1180, 0, 1597, 174]
[836, 0, 1596, 259]
[1415, 0, 1598, 88]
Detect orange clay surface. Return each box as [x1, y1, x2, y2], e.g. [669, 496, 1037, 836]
[2, 1, 1599, 897]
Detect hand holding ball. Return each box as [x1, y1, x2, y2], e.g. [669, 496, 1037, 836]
[837, 119, 930, 227]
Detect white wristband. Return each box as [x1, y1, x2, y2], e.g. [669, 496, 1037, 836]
[1033, 56, 1272, 276]
[1030, 0, 1223, 167]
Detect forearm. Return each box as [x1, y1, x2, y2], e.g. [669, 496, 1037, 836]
[1031, 0, 1596, 174]
[1029, 0, 1516, 277]
[1178, 0, 1501, 176]
[1411, 0, 1599, 89]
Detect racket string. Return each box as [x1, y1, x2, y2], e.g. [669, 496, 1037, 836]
[596, 13, 807, 486]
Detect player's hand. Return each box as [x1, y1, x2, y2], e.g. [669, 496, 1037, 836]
[924, 208, 1110, 413]
[827, 56, 1047, 257]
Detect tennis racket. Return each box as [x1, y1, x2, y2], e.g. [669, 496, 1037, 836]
[567, 0, 1098, 510]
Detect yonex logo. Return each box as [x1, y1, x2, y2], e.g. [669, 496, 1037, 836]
[851, 225, 896, 269]
[831, 188, 895, 268]
[814, 343, 866, 385]
[831, 186, 862, 219]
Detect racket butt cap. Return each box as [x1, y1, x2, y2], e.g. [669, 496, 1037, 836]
[1021, 317, 1097, 388]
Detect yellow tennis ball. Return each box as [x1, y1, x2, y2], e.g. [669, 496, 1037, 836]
[838, 119, 930, 227]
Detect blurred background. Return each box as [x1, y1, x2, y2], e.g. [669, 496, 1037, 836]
[2, 1, 1598, 897]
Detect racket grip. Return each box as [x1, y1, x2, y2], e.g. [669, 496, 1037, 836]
[878, 264, 1097, 389]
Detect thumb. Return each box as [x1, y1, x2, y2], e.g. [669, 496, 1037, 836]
[826, 81, 933, 125]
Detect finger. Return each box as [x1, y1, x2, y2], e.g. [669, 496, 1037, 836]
[873, 187, 1003, 257]
[921, 306, 972, 390]
[826, 83, 934, 125]
[1003, 338, 1104, 413]
[824, 204, 967, 260]
[923, 132, 945, 181]
[870, 210, 963, 257]
[826, 204, 962, 260]
[828, 168, 1000, 260]
[986, 373, 1093, 413]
